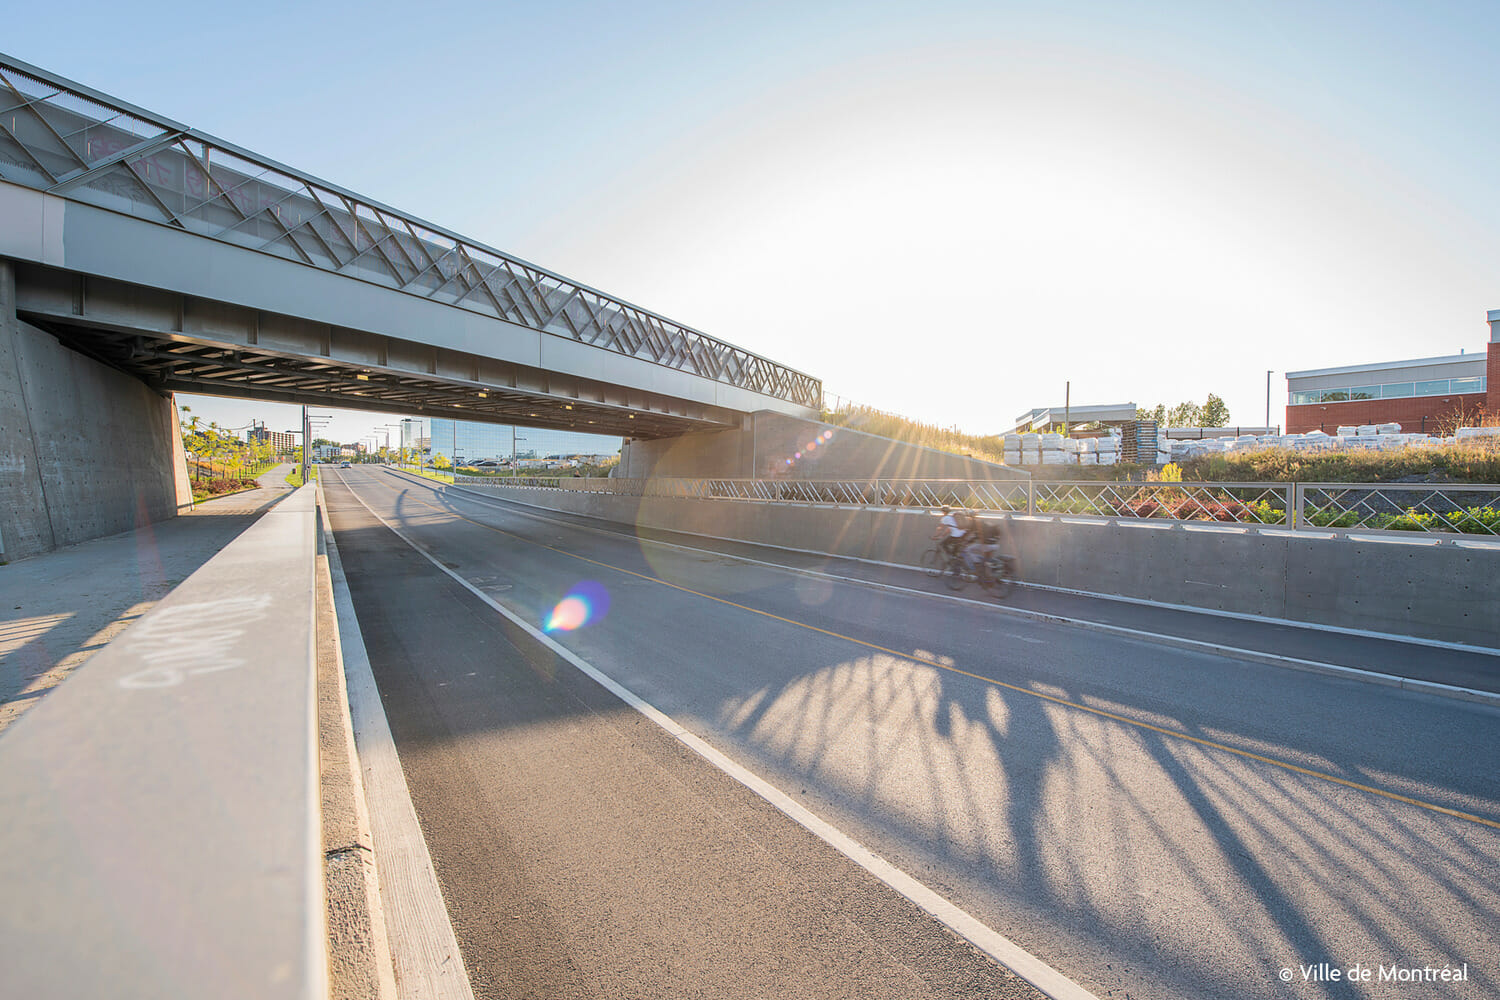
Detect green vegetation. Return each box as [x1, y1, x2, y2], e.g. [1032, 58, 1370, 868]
[820, 401, 1499, 488]
[821, 406, 1008, 464]
[1137, 393, 1230, 428]
[180, 406, 279, 481]
[190, 476, 261, 502]
[1179, 445, 1500, 485]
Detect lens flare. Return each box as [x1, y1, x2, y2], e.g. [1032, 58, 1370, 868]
[543, 580, 611, 632]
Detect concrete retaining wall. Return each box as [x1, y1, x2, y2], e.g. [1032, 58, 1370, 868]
[455, 481, 1500, 649]
[619, 410, 1026, 481]
[1, 260, 190, 561]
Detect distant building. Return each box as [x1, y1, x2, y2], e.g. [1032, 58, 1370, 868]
[1285, 343, 1493, 435]
[248, 427, 297, 452]
[1003, 402, 1139, 434]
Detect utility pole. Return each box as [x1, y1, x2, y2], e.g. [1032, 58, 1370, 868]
[1064, 381, 1070, 434]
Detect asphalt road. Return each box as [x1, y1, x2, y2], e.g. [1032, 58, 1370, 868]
[326, 467, 1500, 1000]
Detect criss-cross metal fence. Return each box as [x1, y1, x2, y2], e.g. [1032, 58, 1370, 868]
[0, 54, 821, 408]
[454, 475, 1500, 539]
[1291, 482, 1500, 536]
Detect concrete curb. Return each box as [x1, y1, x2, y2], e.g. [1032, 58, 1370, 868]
[316, 479, 398, 1000]
[321, 476, 478, 1000]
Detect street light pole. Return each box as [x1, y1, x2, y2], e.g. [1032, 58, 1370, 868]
[1266, 370, 1273, 432]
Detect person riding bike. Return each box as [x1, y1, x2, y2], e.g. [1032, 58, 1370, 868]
[932, 505, 971, 561]
[962, 517, 1012, 575]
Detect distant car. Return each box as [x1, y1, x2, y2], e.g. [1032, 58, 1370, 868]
[339, 461, 351, 468]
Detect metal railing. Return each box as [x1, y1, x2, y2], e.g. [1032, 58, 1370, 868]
[453, 475, 1500, 538]
[0, 53, 821, 408]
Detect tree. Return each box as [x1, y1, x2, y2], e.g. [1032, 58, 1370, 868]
[432, 453, 452, 470]
[1201, 393, 1230, 427]
[1136, 404, 1166, 424]
[1167, 401, 1203, 428]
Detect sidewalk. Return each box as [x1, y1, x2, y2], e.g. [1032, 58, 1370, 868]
[0, 464, 296, 735]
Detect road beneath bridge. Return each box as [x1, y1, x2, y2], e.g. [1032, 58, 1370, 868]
[324, 466, 1500, 1000]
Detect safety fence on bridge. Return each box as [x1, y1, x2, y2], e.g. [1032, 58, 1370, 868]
[453, 475, 1500, 539]
[0, 54, 821, 408]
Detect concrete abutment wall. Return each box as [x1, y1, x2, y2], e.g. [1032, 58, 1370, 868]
[0, 260, 190, 562]
[619, 410, 1028, 481]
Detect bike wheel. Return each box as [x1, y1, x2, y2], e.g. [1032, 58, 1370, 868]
[943, 557, 966, 591]
[920, 547, 943, 578]
[984, 558, 1015, 598]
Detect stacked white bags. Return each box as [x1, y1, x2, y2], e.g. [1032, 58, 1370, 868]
[1096, 434, 1119, 466]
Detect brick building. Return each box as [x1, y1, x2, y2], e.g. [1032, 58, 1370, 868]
[1283, 310, 1498, 434]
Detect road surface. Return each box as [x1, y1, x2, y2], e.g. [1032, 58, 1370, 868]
[326, 466, 1500, 1000]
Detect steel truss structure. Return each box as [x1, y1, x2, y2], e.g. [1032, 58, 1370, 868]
[0, 54, 821, 412]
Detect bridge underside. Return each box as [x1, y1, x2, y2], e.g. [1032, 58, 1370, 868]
[13, 262, 733, 439]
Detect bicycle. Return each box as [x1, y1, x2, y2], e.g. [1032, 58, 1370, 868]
[919, 543, 967, 590]
[920, 543, 1014, 598]
[971, 550, 1015, 598]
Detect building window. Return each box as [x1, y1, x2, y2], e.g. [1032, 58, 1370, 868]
[1451, 376, 1486, 394]
[1289, 377, 1483, 405]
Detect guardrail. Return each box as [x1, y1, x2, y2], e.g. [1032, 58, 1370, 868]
[0, 485, 324, 999]
[453, 475, 1500, 538]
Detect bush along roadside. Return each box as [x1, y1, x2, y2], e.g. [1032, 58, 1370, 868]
[191, 476, 260, 502]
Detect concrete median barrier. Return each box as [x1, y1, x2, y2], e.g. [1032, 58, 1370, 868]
[0, 484, 325, 1000]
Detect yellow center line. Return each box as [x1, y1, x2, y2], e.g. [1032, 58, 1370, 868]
[363, 472, 1500, 832]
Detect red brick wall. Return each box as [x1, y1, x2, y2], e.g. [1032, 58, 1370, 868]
[1489, 342, 1499, 414]
[1285, 392, 1488, 435]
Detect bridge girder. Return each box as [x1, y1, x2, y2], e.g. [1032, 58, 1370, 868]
[14, 262, 734, 439]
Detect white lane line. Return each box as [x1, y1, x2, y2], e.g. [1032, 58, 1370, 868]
[322, 477, 477, 1000]
[351, 470, 1100, 1000]
[1009, 635, 1046, 645]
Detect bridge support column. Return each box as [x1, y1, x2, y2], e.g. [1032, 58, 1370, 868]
[0, 259, 190, 562]
[0, 259, 56, 561]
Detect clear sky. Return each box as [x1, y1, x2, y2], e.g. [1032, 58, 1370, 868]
[11, 0, 1498, 439]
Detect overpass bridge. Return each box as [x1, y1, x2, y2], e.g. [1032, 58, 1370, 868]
[0, 52, 821, 558]
[0, 51, 820, 440]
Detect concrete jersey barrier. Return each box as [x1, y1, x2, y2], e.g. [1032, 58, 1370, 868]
[444, 478, 1500, 649]
[0, 484, 324, 1000]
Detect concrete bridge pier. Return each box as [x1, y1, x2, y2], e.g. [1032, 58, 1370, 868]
[0, 259, 191, 562]
[619, 410, 1028, 482]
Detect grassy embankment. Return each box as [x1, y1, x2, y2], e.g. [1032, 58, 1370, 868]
[821, 407, 1008, 464]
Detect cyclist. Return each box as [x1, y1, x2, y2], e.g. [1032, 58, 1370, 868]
[933, 505, 970, 561]
[964, 517, 1013, 575]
